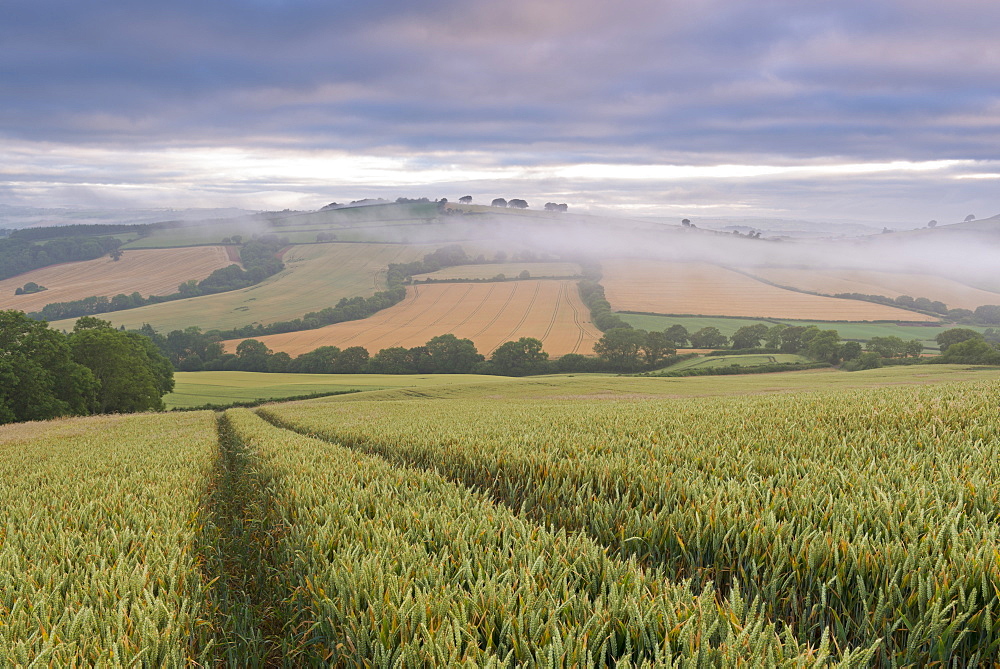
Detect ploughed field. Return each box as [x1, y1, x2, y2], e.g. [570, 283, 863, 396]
[0, 246, 232, 313]
[7, 371, 1000, 665]
[602, 259, 938, 321]
[225, 279, 603, 357]
[49, 242, 432, 333]
[745, 267, 1000, 311]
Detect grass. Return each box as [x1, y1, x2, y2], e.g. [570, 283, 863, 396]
[168, 364, 1000, 409]
[620, 313, 971, 349]
[164, 371, 520, 408]
[660, 353, 811, 371]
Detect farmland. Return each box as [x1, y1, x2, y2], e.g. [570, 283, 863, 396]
[49, 242, 431, 333]
[8, 365, 1000, 662]
[0, 411, 217, 665]
[745, 266, 1000, 310]
[0, 246, 232, 313]
[602, 259, 937, 321]
[262, 375, 1000, 666]
[165, 370, 517, 408]
[619, 313, 961, 349]
[225, 279, 603, 357]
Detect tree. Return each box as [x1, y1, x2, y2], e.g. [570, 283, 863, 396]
[927, 220, 937, 228]
[290, 346, 340, 373]
[0, 310, 97, 424]
[689, 327, 728, 349]
[110, 248, 124, 261]
[935, 328, 982, 352]
[663, 324, 689, 347]
[803, 328, 841, 363]
[333, 346, 369, 373]
[939, 337, 1000, 364]
[369, 347, 416, 374]
[866, 336, 907, 358]
[491, 198, 508, 208]
[681, 219, 691, 227]
[965, 214, 976, 222]
[235, 338, 272, 371]
[424, 334, 483, 373]
[518, 269, 530, 279]
[490, 338, 548, 376]
[594, 327, 647, 371]
[641, 331, 676, 367]
[778, 326, 812, 353]
[730, 323, 769, 349]
[69, 317, 174, 414]
[764, 324, 787, 350]
[459, 196, 473, 204]
[840, 341, 863, 361]
[507, 199, 529, 209]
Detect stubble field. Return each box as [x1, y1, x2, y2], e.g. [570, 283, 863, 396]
[225, 279, 603, 357]
[602, 259, 938, 321]
[0, 246, 232, 313]
[745, 267, 1000, 310]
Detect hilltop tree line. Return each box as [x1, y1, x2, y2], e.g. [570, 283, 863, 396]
[0, 235, 124, 282]
[29, 236, 289, 321]
[0, 311, 174, 425]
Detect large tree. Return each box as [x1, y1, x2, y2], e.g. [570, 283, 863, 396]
[0, 310, 97, 424]
[424, 334, 483, 373]
[730, 323, 770, 349]
[641, 331, 676, 367]
[69, 317, 174, 414]
[689, 327, 728, 349]
[490, 337, 548, 376]
[594, 327, 647, 370]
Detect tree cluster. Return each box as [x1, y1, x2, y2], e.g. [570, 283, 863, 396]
[14, 282, 46, 295]
[931, 328, 1000, 365]
[0, 235, 124, 282]
[543, 203, 568, 212]
[0, 311, 174, 425]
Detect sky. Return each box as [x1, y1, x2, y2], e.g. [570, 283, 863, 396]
[2, 0, 998, 224]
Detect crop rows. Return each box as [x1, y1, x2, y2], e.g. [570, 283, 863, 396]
[224, 408, 862, 665]
[0, 412, 217, 665]
[260, 380, 1000, 666]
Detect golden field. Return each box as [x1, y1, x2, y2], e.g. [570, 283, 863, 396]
[0, 246, 232, 313]
[745, 266, 1000, 310]
[602, 259, 938, 321]
[225, 279, 602, 356]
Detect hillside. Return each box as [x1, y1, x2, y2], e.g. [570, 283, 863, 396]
[601, 259, 938, 321]
[0, 246, 233, 313]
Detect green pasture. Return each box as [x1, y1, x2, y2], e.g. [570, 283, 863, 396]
[620, 313, 970, 349]
[164, 371, 519, 409]
[662, 353, 811, 371]
[172, 364, 1000, 409]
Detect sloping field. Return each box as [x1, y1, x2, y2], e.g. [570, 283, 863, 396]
[226, 279, 602, 356]
[745, 267, 1000, 310]
[412, 262, 581, 281]
[0, 246, 232, 313]
[49, 242, 432, 333]
[603, 259, 937, 321]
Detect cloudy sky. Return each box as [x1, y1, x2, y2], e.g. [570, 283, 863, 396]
[2, 0, 998, 223]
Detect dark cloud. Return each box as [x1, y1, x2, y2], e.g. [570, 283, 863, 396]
[1, 0, 998, 217]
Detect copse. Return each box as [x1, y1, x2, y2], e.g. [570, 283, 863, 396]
[0, 310, 174, 424]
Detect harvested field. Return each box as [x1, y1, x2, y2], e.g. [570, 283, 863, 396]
[225, 279, 602, 356]
[0, 246, 232, 314]
[602, 259, 937, 321]
[49, 242, 433, 333]
[412, 262, 581, 281]
[745, 267, 1000, 311]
